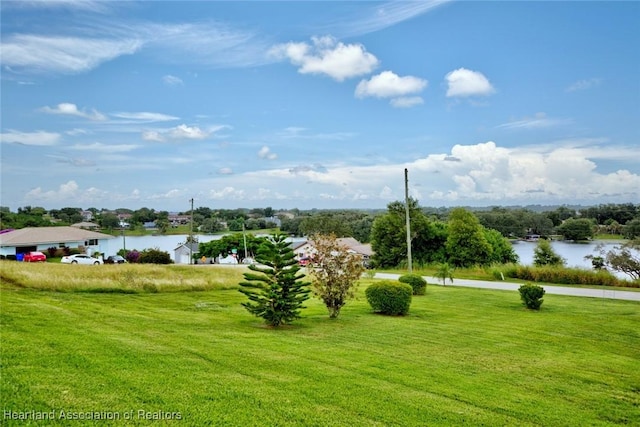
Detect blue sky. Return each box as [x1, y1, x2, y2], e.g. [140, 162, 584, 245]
[1, 0, 639, 212]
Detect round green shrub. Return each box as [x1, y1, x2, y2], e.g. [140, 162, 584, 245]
[518, 283, 545, 310]
[365, 280, 412, 315]
[138, 248, 173, 264]
[398, 274, 427, 295]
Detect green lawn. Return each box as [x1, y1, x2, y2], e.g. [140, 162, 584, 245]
[1, 266, 639, 426]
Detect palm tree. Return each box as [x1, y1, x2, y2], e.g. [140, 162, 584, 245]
[435, 262, 454, 286]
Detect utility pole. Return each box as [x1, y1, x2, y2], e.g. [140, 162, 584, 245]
[189, 198, 194, 265]
[404, 168, 413, 273]
[242, 222, 248, 260]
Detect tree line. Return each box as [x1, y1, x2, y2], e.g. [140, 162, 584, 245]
[2, 203, 639, 243]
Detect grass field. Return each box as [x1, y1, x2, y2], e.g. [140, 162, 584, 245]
[1, 263, 639, 426]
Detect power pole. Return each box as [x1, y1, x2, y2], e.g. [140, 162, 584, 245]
[242, 222, 248, 260]
[404, 168, 413, 273]
[189, 198, 194, 265]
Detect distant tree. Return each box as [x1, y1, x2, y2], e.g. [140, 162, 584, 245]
[370, 198, 440, 268]
[590, 240, 640, 281]
[238, 234, 310, 326]
[309, 233, 365, 319]
[580, 203, 638, 226]
[193, 207, 213, 218]
[200, 217, 223, 233]
[264, 207, 274, 218]
[300, 212, 352, 237]
[130, 207, 157, 225]
[624, 219, 640, 239]
[533, 240, 565, 267]
[99, 212, 120, 229]
[227, 218, 245, 232]
[445, 208, 492, 267]
[547, 206, 576, 226]
[484, 228, 519, 264]
[556, 218, 595, 241]
[155, 219, 170, 234]
[245, 218, 266, 230]
[351, 216, 375, 244]
[199, 233, 267, 263]
[280, 216, 303, 236]
[476, 207, 525, 238]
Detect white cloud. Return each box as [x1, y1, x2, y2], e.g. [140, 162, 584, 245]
[356, 71, 427, 98]
[111, 112, 179, 122]
[143, 124, 224, 142]
[40, 103, 107, 121]
[149, 189, 184, 200]
[1, 19, 273, 77]
[258, 146, 277, 160]
[269, 36, 379, 81]
[163, 75, 184, 86]
[7, 0, 111, 13]
[0, 130, 61, 146]
[217, 167, 233, 175]
[566, 78, 601, 92]
[208, 186, 245, 200]
[169, 124, 210, 140]
[142, 131, 165, 142]
[390, 96, 424, 108]
[445, 68, 495, 98]
[24, 180, 110, 205]
[70, 142, 139, 152]
[205, 140, 639, 207]
[46, 154, 96, 167]
[497, 112, 571, 130]
[2, 34, 142, 75]
[66, 128, 89, 136]
[330, 0, 452, 37]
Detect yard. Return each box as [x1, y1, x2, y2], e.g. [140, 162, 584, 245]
[1, 263, 639, 425]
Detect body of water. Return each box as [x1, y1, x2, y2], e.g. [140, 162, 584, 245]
[510, 240, 620, 270]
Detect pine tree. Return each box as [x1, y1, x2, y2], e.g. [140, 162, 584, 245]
[238, 233, 310, 326]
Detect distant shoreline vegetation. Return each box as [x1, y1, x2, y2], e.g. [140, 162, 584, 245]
[2, 203, 639, 241]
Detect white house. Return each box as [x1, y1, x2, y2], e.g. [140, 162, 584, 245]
[0, 226, 115, 257]
[174, 242, 200, 264]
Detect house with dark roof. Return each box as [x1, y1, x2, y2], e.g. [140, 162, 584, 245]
[174, 242, 200, 264]
[0, 226, 115, 257]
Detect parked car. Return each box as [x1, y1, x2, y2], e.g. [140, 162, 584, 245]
[23, 251, 47, 262]
[105, 255, 127, 264]
[61, 254, 103, 265]
[299, 257, 311, 267]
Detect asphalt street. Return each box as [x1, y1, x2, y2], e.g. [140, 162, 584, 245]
[374, 273, 640, 302]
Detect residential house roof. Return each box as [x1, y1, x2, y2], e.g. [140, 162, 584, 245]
[0, 226, 115, 247]
[174, 243, 200, 252]
[337, 237, 373, 257]
[71, 222, 100, 229]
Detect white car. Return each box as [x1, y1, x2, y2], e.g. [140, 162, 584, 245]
[61, 254, 104, 265]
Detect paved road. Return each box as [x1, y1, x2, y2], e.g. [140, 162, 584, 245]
[374, 273, 640, 302]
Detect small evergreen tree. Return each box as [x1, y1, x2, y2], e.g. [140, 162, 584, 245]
[238, 233, 310, 326]
[518, 284, 545, 310]
[533, 240, 565, 267]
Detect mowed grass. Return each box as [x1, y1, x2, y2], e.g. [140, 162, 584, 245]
[1, 264, 639, 426]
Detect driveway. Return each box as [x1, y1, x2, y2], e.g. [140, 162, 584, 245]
[373, 273, 640, 302]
